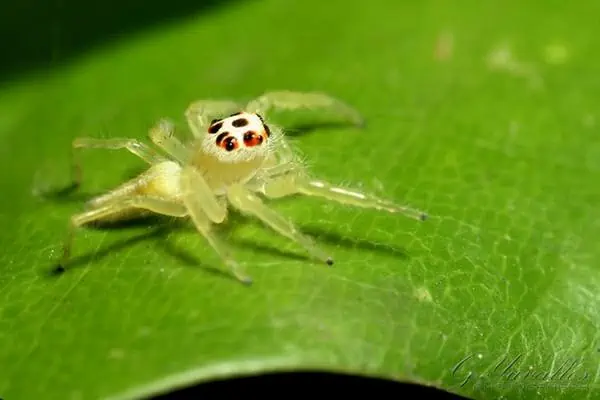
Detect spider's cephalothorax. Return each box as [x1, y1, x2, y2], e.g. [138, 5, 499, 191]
[201, 111, 272, 164]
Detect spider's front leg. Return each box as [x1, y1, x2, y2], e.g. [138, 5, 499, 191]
[58, 195, 188, 270]
[185, 99, 242, 137]
[226, 183, 334, 266]
[245, 90, 365, 127]
[180, 165, 253, 285]
[257, 171, 428, 222]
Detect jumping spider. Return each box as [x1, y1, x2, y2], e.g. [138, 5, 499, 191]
[59, 91, 427, 284]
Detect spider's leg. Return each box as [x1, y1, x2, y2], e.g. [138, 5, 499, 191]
[180, 165, 252, 285]
[58, 195, 187, 270]
[69, 137, 167, 188]
[180, 165, 227, 223]
[257, 172, 428, 222]
[185, 99, 242, 137]
[227, 183, 334, 266]
[148, 119, 191, 164]
[245, 90, 364, 127]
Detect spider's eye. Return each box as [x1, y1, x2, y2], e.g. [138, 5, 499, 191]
[208, 120, 223, 134]
[216, 131, 228, 146]
[232, 118, 249, 127]
[216, 132, 238, 151]
[224, 137, 237, 151]
[263, 123, 271, 137]
[243, 130, 264, 147]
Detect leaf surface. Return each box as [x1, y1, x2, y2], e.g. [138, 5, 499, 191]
[1, 0, 599, 399]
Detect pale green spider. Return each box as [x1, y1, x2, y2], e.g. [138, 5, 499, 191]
[59, 91, 427, 284]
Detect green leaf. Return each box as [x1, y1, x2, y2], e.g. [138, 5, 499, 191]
[1, 0, 599, 399]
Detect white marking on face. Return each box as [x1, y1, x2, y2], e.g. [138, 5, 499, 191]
[203, 112, 272, 163]
[208, 112, 268, 150]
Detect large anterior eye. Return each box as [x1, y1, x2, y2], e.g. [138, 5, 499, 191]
[216, 131, 238, 151]
[223, 137, 238, 151]
[243, 130, 263, 147]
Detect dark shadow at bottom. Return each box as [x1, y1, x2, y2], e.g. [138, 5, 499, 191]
[148, 371, 472, 399]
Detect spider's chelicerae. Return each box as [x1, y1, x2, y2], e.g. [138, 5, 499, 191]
[59, 91, 427, 284]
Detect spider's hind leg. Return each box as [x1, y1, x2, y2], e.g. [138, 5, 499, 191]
[58, 195, 187, 271]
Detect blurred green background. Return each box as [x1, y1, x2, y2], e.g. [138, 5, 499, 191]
[1, 0, 599, 399]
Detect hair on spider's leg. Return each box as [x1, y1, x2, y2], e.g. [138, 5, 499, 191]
[227, 183, 334, 267]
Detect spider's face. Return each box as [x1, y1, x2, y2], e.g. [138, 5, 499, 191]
[203, 112, 271, 163]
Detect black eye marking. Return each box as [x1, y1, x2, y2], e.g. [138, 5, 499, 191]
[208, 121, 223, 134]
[263, 123, 271, 137]
[232, 118, 249, 127]
[224, 137, 237, 151]
[215, 131, 229, 146]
